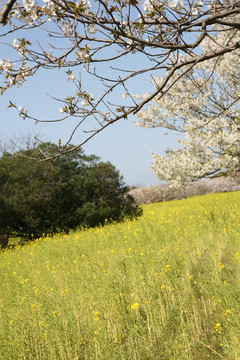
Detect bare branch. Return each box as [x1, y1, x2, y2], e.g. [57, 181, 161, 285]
[0, 0, 17, 24]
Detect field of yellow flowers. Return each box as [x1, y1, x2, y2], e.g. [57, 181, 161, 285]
[1, 192, 240, 359]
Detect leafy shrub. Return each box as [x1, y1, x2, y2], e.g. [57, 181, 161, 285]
[0, 142, 142, 247]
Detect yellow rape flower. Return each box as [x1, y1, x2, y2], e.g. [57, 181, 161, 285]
[215, 323, 221, 334]
[224, 309, 231, 317]
[35, 289, 40, 296]
[164, 264, 171, 272]
[131, 303, 140, 310]
[61, 289, 70, 295]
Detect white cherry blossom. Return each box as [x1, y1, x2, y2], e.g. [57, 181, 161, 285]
[135, 25, 240, 186]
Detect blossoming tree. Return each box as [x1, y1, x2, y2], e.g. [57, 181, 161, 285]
[135, 26, 240, 186]
[0, 0, 240, 160]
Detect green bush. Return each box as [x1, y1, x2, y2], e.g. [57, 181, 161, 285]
[0, 142, 142, 247]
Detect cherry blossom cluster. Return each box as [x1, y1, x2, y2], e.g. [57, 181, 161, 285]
[0, 57, 32, 90]
[135, 25, 240, 186]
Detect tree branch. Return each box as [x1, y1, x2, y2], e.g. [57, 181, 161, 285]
[0, 0, 17, 24]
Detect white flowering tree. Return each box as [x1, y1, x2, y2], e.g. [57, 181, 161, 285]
[135, 26, 240, 186]
[0, 0, 240, 159]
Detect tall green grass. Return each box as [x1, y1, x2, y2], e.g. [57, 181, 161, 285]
[1, 192, 240, 359]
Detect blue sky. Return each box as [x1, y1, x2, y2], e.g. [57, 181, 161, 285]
[0, 28, 178, 187]
[0, 68, 178, 186]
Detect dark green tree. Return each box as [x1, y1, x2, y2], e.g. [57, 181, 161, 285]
[0, 143, 142, 247]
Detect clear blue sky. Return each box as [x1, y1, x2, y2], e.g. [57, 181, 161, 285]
[0, 34, 178, 187]
[0, 70, 178, 186]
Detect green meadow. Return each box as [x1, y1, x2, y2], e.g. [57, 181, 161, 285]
[1, 192, 240, 359]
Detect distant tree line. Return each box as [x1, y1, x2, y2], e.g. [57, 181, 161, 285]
[0, 142, 142, 248]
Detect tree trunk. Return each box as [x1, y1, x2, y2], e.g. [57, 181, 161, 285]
[0, 233, 9, 248]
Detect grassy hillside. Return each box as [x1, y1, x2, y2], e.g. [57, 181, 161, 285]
[1, 192, 240, 359]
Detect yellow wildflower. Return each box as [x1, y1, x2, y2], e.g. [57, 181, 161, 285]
[35, 289, 40, 296]
[61, 289, 70, 295]
[215, 323, 221, 334]
[224, 309, 231, 317]
[131, 302, 140, 310]
[164, 264, 171, 272]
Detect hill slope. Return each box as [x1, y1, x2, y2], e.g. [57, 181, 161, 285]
[129, 176, 240, 204]
[1, 192, 240, 359]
